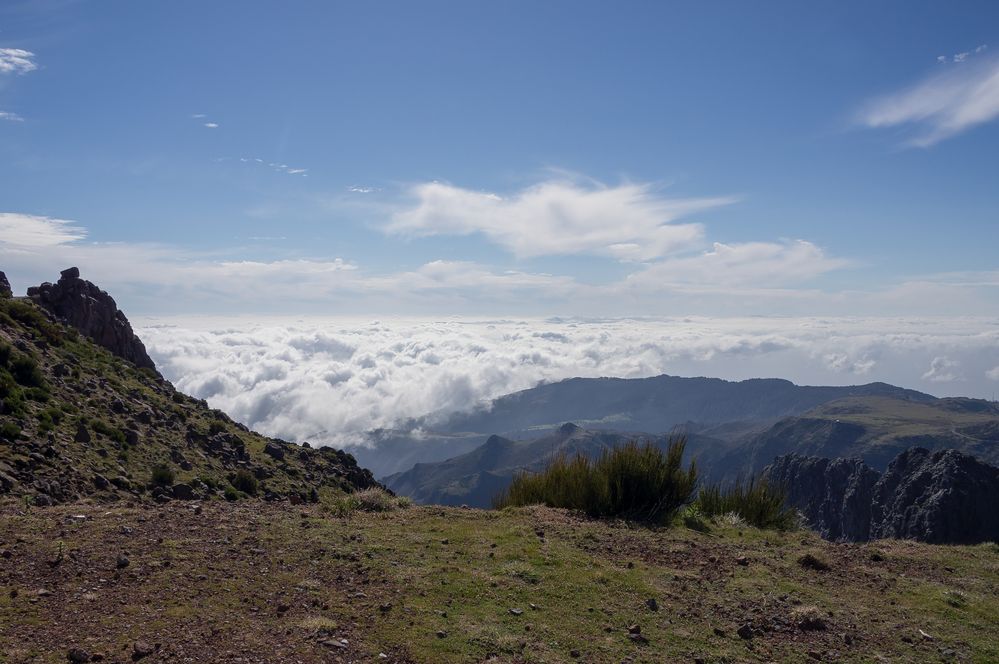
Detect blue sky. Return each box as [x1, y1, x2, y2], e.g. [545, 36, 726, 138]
[1, 0, 998, 316]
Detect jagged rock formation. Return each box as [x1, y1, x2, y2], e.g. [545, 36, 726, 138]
[765, 448, 999, 543]
[870, 448, 999, 543]
[0, 271, 11, 298]
[765, 455, 879, 541]
[27, 267, 156, 370]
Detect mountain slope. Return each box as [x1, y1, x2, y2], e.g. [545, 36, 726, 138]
[0, 269, 378, 505]
[723, 395, 999, 480]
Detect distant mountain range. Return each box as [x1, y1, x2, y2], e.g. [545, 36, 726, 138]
[379, 375, 999, 507]
[350, 374, 933, 478]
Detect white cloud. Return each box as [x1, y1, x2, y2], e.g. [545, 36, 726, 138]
[858, 52, 999, 146]
[0, 111, 24, 122]
[204, 122, 219, 128]
[388, 178, 733, 261]
[0, 213, 87, 247]
[986, 366, 999, 381]
[623, 240, 848, 290]
[191, 113, 207, 119]
[922, 356, 961, 382]
[0, 48, 37, 75]
[136, 316, 999, 456]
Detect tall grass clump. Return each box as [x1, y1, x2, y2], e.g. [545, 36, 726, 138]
[494, 437, 697, 525]
[697, 476, 798, 530]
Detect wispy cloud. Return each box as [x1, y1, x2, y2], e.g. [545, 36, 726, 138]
[204, 122, 219, 129]
[0, 111, 24, 122]
[388, 177, 733, 261]
[0, 212, 87, 246]
[625, 240, 849, 290]
[858, 47, 999, 147]
[236, 157, 308, 177]
[0, 48, 37, 75]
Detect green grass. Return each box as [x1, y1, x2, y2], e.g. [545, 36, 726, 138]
[3, 502, 999, 663]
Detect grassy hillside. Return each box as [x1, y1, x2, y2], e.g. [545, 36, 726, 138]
[2, 500, 996, 663]
[0, 296, 377, 504]
[727, 396, 999, 478]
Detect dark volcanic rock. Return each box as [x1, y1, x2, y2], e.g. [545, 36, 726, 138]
[765, 454, 878, 541]
[871, 448, 999, 544]
[0, 271, 11, 298]
[765, 448, 999, 543]
[28, 268, 156, 370]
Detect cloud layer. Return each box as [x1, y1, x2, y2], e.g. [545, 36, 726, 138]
[858, 50, 999, 146]
[138, 316, 999, 450]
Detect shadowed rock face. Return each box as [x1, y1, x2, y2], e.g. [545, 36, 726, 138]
[766, 455, 879, 541]
[0, 271, 11, 298]
[871, 448, 999, 544]
[765, 448, 999, 544]
[27, 267, 156, 370]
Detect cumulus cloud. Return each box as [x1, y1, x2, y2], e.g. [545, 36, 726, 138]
[137, 316, 999, 451]
[0, 48, 37, 75]
[0, 111, 24, 122]
[388, 178, 733, 261]
[857, 51, 999, 146]
[922, 356, 961, 382]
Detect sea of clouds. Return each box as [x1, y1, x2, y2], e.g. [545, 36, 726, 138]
[135, 316, 999, 449]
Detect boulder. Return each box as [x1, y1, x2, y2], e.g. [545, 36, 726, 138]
[264, 441, 286, 461]
[0, 271, 11, 298]
[171, 483, 195, 500]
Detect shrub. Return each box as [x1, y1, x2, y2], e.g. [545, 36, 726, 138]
[0, 421, 21, 441]
[208, 420, 227, 435]
[231, 468, 258, 495]
[149, 463, 176, 488]
[697, 476, 798, 530]
[223, 485, 240, 501]
[10, 354, 45, 388]
[323, 487, 411, 517]
[91, 419, 126, 443]
[494, 437, 698, 525]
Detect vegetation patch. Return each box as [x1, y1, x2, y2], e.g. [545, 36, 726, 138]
[696, 475, 798, 530]
[494, 437, 697, 525]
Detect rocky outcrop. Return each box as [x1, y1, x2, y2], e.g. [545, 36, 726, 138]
[765, 455, 879, 541]
[27, 267, 156, 370]
[870, 448, 999, 544]
[0, 271, 11, 298]
[765, 448, 999, 543]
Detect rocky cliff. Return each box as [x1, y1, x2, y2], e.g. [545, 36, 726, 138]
[27, 267, 156, 370]
[765, 448, 999, 543]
